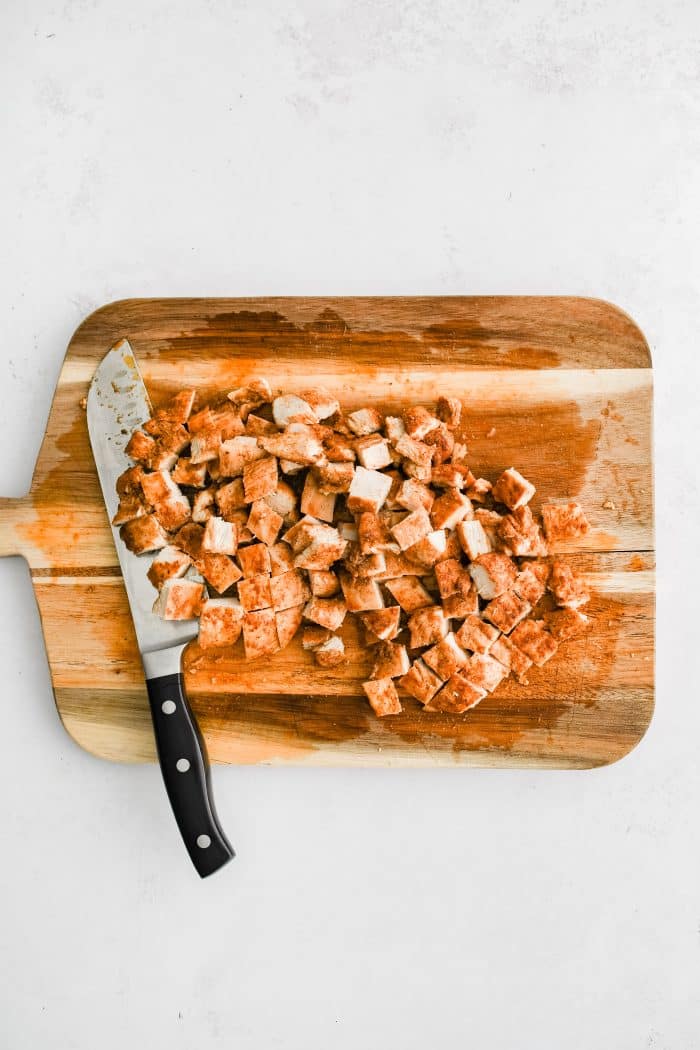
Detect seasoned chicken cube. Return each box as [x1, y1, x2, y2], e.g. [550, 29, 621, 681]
[548, 560, 590, 609]
[357, 512, 396, 556]
[371, 641, 411, 680]
[301, 471, 336, 523]
[171, 457, 208, 488]
[384, 416, 406, 444]
[359, 606, 401, 642]
[198, 598, 244, 649]
[455, 615, 500, 654]
[436, 396, 462, 429]
[303, 596, 348, 630]
[219, 436, 266, 477]
[377, 551, 426, 579]
[244, 413, 278, 437]
[422, 632, 469, 680]
[146, 546, 192, 590]
[202, 516, 237, 556]
[425, 672, 485, 713]
[120, 514, 169, 554]
[362, 677, 402, 717]
[302, 626, 333, 650]
[243, 456, 278, 503]
[215, 478, 247, 520]
[403, 406, 440, 440]
[513, 562, 550, 605]
[339, 572, 384, 612]
[402, 460, 432, 483]
[143, 419, 190, 456]
[152, 389, 196, 425]
[301, 387, 340, 421]
[384, 576, 433, 612]
[455, 519, 491, 560]
[238, 542, 272, 578]
[474, 508, 504, 549]
[510, 619, 558, 666]
[294, 530, 348, 571]
[172, 522, 204, 559]
[483, 591, 531, 634]
[259, 427, 326, 466]
[195, 553, 242, 594]
[346, 407, 383, 436]
[347, 466, 393, 514]
[390, 508, 433, 551]
[354, 434, 392, 471]
[544, 607, 590, 641]
[238, 574, 273, 612]
[264, 479, 298, 524]
[407, 605, 448, 649]
[492, 468, 536, 510]
[242, 608, 279, 659]
[268, 542, 295, 576]
[541, 502, 590, 542]
[227, 378, 272, 407]
[399, 659, 443, 705]
[431, 463, 467, 489]
[469, 552, 518, 600]
[283, 515, 324, 552]
[463, 653, 508, 693]
[189, 405, 244, 440]
[322, 432, 357, 463]
[442, 588, 480, 620]
[489, 635, 533, 682]
[279, 458, 305, 475]
[275, 604, 305, 650]
[498, 505, 547, 557]
[423, 423, 455, 466]
[314, 462, 355, 494]
[430, 489, 474, 531]
[467, 477, 492, 503]
[395, 478, 435, 513]
[434, 558, 462, 598]
[152, 578, 205, 620]
[271, 394, 316, 426]
[140, 470, 191, 531]
[314, 635, 346, 668]
[394, 433, 432, 467]
[112, 477, 148, 526]
[270, 569, 311, 612]
[451, 441, 469, 467]
[247, 500, 284, 546]
[308, 570, 340, 597]
[190, 429, 222, 465]
[125, 429, 157, 467]
[403, 530, 445, 569]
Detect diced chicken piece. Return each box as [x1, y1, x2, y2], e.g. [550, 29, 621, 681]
[202, 516, 237, 556]
[548, 560, 590, 609]
[385, 576, 433, 612]
[395, 478, 435, 513]
[434, 558, 462, 598]
[408, 605, 448, 649]
[238, 574, 273, 612]
[430, 489, 474, 531]
[188, 405, 245, 440]
[270, 569, 311, 612]
[302, 626, 333, 651]
[314, 635, 346, 668]
[455, 615, 500, 654]
[362, 677, 402, 717]
[172, 522, 204, 559]
[492, 468, 536, 510]
[390, 507, 433, 551]
[301, 471, 336, 523]
[513, 562, 550, 605]
[399, 658, 443, 705]
[422, 632, 469, 680]
[112, 475, 148, 526]
[120, 514, 169, 554]
[544, 608, 590, 641]
[359, 606, 401, 642]
[384, 416, 406, 444]
[315, 462, 355, 494]
[272, 394, 316, 426]
[355, 434, 393, 471]
[219, 436, 266, 477]
[467, 477, 492, 503]
[469, 552, 518, 600]
[376, 551, 426, 579]
[190, 429, 222, 465]
[346, 407, 382, 436]
[431, 463, 467, 489]
[357, 512, 396, 556]
[403, 406, 441, 439]
[425, 672, 485, 713]
[339, 572, 384, 612]
[140, 470, 191, 531]
[198, 598, 244, 649]
[443, 588, 480, 619]
[283, 515, 323, 552]
[402, 460, 432, 483]
[227, 378, 273, 407]
[308, 570, 340, 597]
[258, 427, 326, 466]
[483, 591, 532, 634]
[541, 502, 590, 542]
[371, 641, 410, 680]
[247, 500, 284, 546]
[347, 466, 393, 514]
[264, 479, 298, 523]
[151, 389, 196, 425]
[152, 578, 205, 620]
[300, 387, 340, 421]
[195, 553, 242, 594]
[171, 457, 207, 488]
[343, 546, 386, 580]
[510, 619, 558, 666]
[275, 604, 305, 650]
[294, 529, 348, 571]
[489, 635, 533, 682]
[436, 396, 462, 429]
[215, 478, 247, 520]
[244, 413, 278, 437]
[405, 530, 447, 568]
[230, 512, 253, 545]
[238, 542, 272, 578]
[243, 456, 278, 503]
[443, 530, 463, 560]
[268, 542, 295, 576]
[424, 423, 455, 465]
[498, 505, 547, 557]
[279, 458, 305, 475]
[146, 546, 192, 590]
[322, 432, 357, 463]
[143, 418, 190, 455]
[463, 653, 508, 693]
[242, 608, 279, 659]
[303, 596, 348, 630]
[394, 433, 432, 468]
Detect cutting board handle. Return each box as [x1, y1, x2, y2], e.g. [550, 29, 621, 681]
[0, 496, 29, 559]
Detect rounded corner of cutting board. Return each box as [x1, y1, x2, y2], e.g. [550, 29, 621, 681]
[578, 296, 653, 369]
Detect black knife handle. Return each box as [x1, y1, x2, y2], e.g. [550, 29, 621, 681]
[145, 670, 234, 878]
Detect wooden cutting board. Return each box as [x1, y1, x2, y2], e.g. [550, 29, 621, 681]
[0, 297, 654, 768]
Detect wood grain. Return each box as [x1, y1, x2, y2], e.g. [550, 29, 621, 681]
[0, 297, 654, 768]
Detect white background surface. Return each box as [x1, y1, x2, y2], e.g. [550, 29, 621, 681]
[0, 1, 697, 1047]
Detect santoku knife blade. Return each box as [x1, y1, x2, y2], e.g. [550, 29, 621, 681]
[87, 338, 233, 878]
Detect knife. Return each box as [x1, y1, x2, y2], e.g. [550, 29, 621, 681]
[87, 339, 234, 878]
